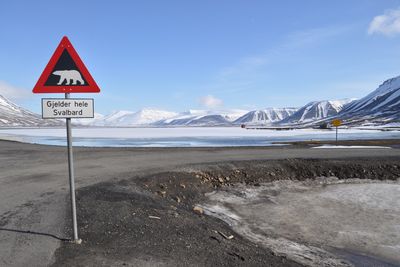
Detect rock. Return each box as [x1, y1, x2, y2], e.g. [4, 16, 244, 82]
[218, 177, 224, 183]
[214, 230, 234, 240]
[193, 206, 204, 215]
[157, 190, 167, 197]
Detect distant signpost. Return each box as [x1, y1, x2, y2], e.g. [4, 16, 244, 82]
[331, 119, 342, 145]
[33, 36, 100, 243]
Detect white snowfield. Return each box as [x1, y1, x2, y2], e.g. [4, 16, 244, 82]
[0, 127, 389, 139]
[0, 127, 399, 147]
[312, 145, 391, 149]
[201, 179, 400, 266]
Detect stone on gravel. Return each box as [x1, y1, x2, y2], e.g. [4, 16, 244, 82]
[193, 206, 204, 215]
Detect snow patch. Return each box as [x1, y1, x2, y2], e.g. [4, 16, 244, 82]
[201, 179, 400, 266]
[312, 145, 391, 149]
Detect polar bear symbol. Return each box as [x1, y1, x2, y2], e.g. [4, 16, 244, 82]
[52, 70, 85, 85]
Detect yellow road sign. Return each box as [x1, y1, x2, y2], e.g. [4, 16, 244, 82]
[332, 119, 342, 127]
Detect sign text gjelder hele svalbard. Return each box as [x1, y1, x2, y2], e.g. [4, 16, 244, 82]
[42, 98, 94, 119]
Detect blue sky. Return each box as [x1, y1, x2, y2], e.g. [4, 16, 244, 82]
[1, 0, 400, 114]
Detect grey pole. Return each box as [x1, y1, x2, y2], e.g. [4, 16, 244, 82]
[336, 126, 338, 146]
[65, 93, 80, 243]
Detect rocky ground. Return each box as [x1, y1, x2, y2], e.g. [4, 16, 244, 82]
[51, 158, 400, 266]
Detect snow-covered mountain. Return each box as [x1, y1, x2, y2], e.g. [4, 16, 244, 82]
[279, 99, 355, 125]
[339, 76, 400, 124]
[74, 113, 105, 126]
[0, 94, 61, 127]
[155, 109, 248, 126]
[234, 108, 298, 125]
[80, 109, 178, 126]
[220, 109, 250, 122]
[162, 114, 229, 126]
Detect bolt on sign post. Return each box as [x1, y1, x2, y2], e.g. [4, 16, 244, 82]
[331, 119, 342, 146]
[33, 36, 100, 243]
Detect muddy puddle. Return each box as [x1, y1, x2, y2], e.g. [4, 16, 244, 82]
[200, 178, 400, 267]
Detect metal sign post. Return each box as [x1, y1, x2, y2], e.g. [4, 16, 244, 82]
[336, 126, 338, 146]
[65, 93, 80, 243]
[331, 119, 342, 146]
[40, 95, 94, 243]
[32, 36, 100, 243]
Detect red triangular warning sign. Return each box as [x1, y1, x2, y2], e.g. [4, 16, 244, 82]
[33, 36, 100, 93]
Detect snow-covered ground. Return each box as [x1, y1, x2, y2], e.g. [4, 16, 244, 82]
[0, 127, 394, 138]
[201, 178, 400, 266]
[312, 145, 391, 149]
[0, 127, 399, 147]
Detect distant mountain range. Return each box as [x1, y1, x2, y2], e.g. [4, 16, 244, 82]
[1, 75, 400, 127]
[0, 95, 61, 127]
[234, 108, 298, 125]
[279, 99, 355, 126]
[154, 109, 248, 126]
[90, 109, 179, 126]
[339, 77, 400, 124]
[74, 109, 249, 127]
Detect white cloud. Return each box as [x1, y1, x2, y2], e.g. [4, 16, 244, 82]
[0, 81, 31, 100]
[368, 8, 400, 36]
[199, 95, 223, 108]
[285, 25, 352, 48]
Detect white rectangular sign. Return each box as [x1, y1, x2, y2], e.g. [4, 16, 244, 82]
[42, 98, 94, 119]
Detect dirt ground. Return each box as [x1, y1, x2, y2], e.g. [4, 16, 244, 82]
[1, 140, 400, 266]
[52, 158, 400, 266]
